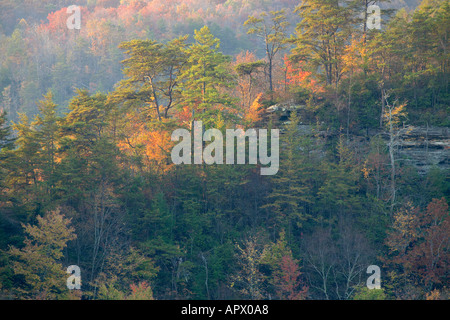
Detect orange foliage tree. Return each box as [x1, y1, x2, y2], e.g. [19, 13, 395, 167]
[275, 255, 308, 300]
[116, 114, 174, 174]
[282, 54, 323, 96]
[244, 93, 264, 126]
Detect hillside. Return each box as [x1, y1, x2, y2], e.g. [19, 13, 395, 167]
[0, 0, 448, 301]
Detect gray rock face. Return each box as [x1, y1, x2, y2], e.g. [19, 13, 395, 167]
[267, 104, 449, 175]
[394, 126, 449, 175]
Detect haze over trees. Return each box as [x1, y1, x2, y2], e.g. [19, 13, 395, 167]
[0, 0, 448, 300]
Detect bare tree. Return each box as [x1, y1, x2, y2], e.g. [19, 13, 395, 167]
[333, 218, 372, 299]
[382, 91, 409, 214]
[302, 219, 373, 300]
[302, 228, 336, 300]
[68, 180, 127, 299]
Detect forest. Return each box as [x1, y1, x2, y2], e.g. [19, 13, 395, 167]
[0, 0, 448, 300]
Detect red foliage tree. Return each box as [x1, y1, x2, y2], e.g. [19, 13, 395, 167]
[282, 54, 323, 95]
[386, 198, 450, 289]
[411, 198, 450, 286]
[275, 255, 308, 300]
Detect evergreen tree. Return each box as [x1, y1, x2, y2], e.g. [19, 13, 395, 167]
[114, 36, 188, 121]
[32, 91, 60, 203]
[290, 0, 355, 86]
[244, 10, 289, 93]
[179, 26, 236, 127]
[262, 111, 314, 243]
[0, 110, 14, 151]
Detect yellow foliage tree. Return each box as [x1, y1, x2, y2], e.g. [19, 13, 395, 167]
[8, 209, 77, 300]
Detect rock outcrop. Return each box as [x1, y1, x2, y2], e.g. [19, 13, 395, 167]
[393, 126, 449, 175]
[266, 104, 449, 175]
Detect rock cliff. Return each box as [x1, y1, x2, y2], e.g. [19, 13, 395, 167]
[266, 103, 449, 175]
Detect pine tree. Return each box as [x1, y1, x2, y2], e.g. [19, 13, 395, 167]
[0, 110, 14, 151]
[318, 135, 364, 220]
[259, 230, 307, 299]
[3, 113, 41, 215]
[58, 90, 119, 203]
[179, 26, 236, 128]
[290, 0, 355, 86]
[262, 111, 313, 243]
[32, 91, 60, 201]
[235, 60, 265, 109]
[114, 36, 188, 121]
[244, 10, 289, 93]
[0, 110, 14, 202]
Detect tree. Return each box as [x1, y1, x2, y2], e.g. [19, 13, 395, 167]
[114, 36, 188, 121]
[94, 246, 158, 300]
[244, 10, 289, 93]
[115, 39, 165, 121]
[382, 92, 409, 213]
[282, 54, 322, 97]
[7, 209, 77, 299]
[244, 93, 264, 126]
[0, 110, 14, 151]
[352, 285, 387, 300]
[235, 60, 265, 109]
[359, 0, 394, 43]
[262, 111, 313, 242]
[386, 198, 449, 292]
[0, 110, 14, 206]
[301, 228, 336, 299]
[179, 26, 236, 127]
[127, 281, 155, 300]
[290, 0, 355, 86]
[333, 218, 373, 300]
[411, 198, 449, 287]
[317, 136, 364, 220]
[260, 231, 308, 300]
[341, 36, 366, 139]
[276, 255, 308, 300]
[32, 91, 60, 201]
[230, 236, 265, 300]
[58, 89, 119, 200]
[3, 113, 41, 213]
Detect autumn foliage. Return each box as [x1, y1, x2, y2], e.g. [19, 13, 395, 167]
[275, 255, 308, 300]
[0, 0, 448, 302]
[282, 55, 323, 95]
[386, 198, 449, 288]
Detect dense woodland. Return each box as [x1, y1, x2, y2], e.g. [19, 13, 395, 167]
[0, 0, 449, 300]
